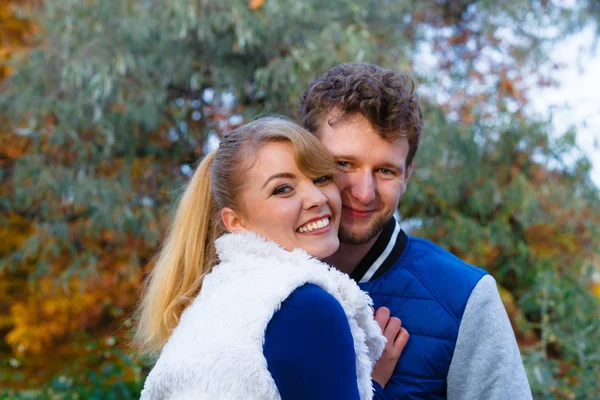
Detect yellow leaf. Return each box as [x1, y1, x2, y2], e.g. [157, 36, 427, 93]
[591, 277, 600, 299]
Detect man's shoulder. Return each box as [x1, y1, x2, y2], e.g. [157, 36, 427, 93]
[400, 235, 487, 281]
[369, 234, 488, 319]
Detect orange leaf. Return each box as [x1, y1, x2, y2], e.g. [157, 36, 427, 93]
[249, 0, 264, 10]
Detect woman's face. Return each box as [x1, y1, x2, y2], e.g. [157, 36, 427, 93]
[224, 141, 341, 259]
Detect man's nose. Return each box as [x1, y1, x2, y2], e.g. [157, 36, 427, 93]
[350, 171, 376, 205]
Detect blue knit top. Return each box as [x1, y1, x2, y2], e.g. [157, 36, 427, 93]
[263, 283, 384, 399]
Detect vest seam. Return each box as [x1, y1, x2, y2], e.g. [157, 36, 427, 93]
[401, 266, 462, 327]
[392, 374, 446, 381]
[367, 294, 442, 301]
[403, 238, 488, 277]
[405, 333, 456, 342]
[401, 239, 486, 325]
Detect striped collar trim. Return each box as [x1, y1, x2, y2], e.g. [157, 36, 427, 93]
[350, 218, 408, 283]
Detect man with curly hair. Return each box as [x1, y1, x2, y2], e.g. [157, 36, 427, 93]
[300, 63, 531, 399]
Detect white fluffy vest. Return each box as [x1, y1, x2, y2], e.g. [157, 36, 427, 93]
[141, 232, 386, 400]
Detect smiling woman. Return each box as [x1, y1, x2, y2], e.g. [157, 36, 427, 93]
[134, 116, 401, 400]
[221, 140, 341, 259]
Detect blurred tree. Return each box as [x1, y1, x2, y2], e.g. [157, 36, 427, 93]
[0, 0, 598, 398]
[0, 0, 38, 79]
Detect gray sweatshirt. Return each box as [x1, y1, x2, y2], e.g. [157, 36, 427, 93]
[447, 274, 532, 399]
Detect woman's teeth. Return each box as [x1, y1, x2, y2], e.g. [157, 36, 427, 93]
[297, 217, 330, 233]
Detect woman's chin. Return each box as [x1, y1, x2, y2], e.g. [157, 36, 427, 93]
[306, 237, 340, 260]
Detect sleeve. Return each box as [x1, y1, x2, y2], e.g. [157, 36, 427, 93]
[447, 275, 533, 400]
[263, 283, 363, 400]
[372, 380, 385, 400]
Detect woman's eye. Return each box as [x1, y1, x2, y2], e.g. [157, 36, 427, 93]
[313, 175, 333, 185]
[272, 185, 293, 195]
[336, 161, 350, 168]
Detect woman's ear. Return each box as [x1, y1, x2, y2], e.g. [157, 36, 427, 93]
[221, 207, 250, 233]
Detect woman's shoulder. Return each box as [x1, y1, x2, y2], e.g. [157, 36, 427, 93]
[280, 283, 345, 316]
[265, 283, 351, 343]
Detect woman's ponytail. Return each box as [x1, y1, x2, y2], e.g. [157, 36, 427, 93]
[134, 152, 222, 355]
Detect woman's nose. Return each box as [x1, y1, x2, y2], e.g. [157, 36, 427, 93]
[304, 184, 328, 209]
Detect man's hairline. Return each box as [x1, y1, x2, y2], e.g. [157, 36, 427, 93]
[309, 109, 410, 143]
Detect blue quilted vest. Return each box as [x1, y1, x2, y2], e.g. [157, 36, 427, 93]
[351, 219, 487, 399]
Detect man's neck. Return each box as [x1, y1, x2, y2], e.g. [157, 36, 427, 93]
[324, 234, 380, 275]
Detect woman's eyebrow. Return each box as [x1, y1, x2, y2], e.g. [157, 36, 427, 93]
[261, 172, 296, 189]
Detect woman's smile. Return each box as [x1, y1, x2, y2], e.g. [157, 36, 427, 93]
[296, 215, 332, 234]
[231, 141, 341, 259]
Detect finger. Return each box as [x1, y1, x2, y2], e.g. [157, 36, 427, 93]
[392, 328, 410, 356]
[383, 317, 401, 344]
[374, 307, 390, 331]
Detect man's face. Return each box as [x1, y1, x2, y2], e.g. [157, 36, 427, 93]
[317, 112, 412, 245]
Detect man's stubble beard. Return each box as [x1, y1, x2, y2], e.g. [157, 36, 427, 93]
[338, 214, 390, 245]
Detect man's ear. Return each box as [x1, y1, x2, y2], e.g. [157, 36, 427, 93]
[221, 207, 250, 233]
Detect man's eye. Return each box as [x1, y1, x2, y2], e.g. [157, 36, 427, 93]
[313, 175, 333, 185]
[272, 185, 293, 195]
[336, 161, 350, 168]
[379, 168, 396, 176]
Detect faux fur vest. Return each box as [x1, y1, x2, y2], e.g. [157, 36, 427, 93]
[140, 232, 386, 400]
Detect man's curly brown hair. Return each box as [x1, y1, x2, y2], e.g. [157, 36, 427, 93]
[299, 63, 423, 168]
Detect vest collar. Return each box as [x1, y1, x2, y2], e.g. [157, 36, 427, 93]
[215, 231, 322, 266]
[350, 218, 408, 283]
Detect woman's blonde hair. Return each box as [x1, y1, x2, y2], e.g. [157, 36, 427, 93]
[134, 116, 337, 355]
